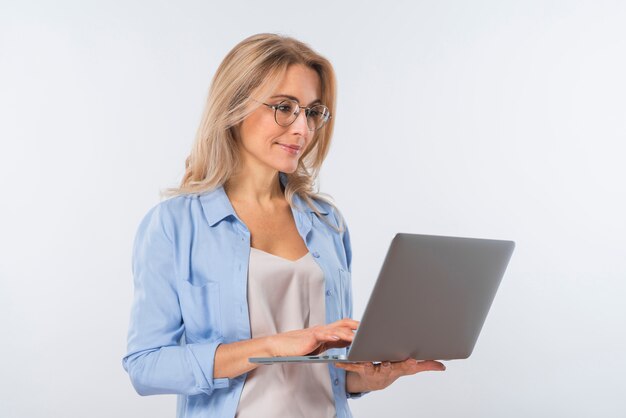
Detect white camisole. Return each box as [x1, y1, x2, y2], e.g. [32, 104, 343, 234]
[235, 247, 336, 418]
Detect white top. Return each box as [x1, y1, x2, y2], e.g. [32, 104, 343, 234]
[235, 247, 336, 418]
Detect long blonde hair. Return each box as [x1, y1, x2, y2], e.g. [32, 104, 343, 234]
[162, 33, 344, 231]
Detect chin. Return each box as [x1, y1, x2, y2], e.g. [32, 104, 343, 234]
[280, 165, 298, 174]
[272, 159, 299, 174]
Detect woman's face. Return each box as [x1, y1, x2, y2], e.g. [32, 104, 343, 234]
[238, 64, 322, 175]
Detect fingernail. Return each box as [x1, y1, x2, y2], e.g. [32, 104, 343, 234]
[332, 335, 340, 340]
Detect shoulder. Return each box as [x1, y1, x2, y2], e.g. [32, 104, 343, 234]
[135, 194, 198, 241]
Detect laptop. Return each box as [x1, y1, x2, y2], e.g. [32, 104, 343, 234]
[249, 233, 515, 365]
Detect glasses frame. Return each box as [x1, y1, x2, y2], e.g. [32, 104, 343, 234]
[251, 98, 332, 131]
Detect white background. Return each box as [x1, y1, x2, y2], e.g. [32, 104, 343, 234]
[1, 1, 625, 417]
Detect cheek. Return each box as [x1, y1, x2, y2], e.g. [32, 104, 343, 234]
[240, 116, 282, 147]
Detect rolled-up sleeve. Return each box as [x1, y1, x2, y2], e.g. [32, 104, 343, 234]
[122, 204, 229, 396]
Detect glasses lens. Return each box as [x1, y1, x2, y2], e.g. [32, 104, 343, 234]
[274, 99, 299, 127]
[307, 105, 330, 130]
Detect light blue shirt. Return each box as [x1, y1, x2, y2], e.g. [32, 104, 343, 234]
[123, 172, 360, 418]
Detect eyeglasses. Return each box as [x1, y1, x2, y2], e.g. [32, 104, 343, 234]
[252, 98, 332, 131]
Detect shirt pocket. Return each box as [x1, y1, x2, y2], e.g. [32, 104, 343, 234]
[180, 277, 223, 341]
[338, 268, 352, 319]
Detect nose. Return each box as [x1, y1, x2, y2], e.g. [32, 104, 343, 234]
[289, 109, 310, 136]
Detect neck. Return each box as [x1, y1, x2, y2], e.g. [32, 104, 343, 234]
[224, 166, 284, 208]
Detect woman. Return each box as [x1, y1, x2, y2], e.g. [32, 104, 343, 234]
[123, 33, 445, 418]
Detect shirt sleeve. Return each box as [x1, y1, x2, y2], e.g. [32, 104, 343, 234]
[122, 203, 229, 396]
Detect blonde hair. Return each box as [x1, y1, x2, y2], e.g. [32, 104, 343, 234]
[162, 33, 344, 231]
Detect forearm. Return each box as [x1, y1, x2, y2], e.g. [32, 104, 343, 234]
[214, 335, 275, 379]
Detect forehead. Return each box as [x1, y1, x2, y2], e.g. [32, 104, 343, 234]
[272, 64, 321, 106]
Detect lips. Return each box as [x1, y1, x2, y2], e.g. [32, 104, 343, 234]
[276, 142, 302, 156]
[276, 143, 302, 151]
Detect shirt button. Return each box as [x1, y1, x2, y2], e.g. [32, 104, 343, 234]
[312, 251, 320, 258]
[326, 290, 332, 297]
[334, 378, 339, 386]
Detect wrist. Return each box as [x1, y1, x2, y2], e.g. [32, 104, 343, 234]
[346, 371, 370, 393]
[263, 335, 278, 357]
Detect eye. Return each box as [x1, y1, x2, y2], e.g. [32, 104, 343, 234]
[276, 102, 295, 114]
[308, 106, 329, 120]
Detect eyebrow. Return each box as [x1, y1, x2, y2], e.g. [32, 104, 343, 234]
[269, 94, 322, 107]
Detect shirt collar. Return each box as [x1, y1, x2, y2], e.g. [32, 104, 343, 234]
[198, 186, 237, 227]
[280, 172, 330, 217]
[199, 172, 328, 227]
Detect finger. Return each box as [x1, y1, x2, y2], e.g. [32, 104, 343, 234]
[318, 322, 357, 339]
[410, 359, 446, 373]
[318, 327, 354, 344]
[363, 361, 377, 376]
[388, 359, 419, 377]
[336, 325, 357, 334]
[336, 362, 379, 375]
[335, 362, 367, 373]
[310, 333, 351, 353]
[314, 329, 344, 343]
[334, 328, 355, 341]
[380, 361, 393, 377]
[336, 318, 360, 329]
[375, 359, 443, 379]
[323, 339, 352, 350]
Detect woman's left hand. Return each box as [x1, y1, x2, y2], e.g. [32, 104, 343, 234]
[335, 359, 446, 392]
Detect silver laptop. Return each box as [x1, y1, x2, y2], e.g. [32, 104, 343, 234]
[249, 233, 515, 365]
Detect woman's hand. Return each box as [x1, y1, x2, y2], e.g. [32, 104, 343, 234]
[336, 359, 446, 392]
[268, 318, 359, 357]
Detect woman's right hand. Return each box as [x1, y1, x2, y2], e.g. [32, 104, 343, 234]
[267, 318, 359, 357]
